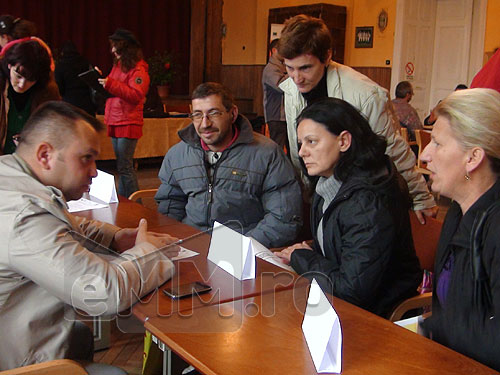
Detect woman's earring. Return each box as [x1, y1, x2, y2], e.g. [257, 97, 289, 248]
[465, 173, 471, 180]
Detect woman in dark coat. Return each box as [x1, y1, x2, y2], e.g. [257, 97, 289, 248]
[421, 88, 500, 371]
[54, 41, 96, 116]
[276, 98, 421, 317]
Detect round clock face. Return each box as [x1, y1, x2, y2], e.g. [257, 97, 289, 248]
[378, 10, 388, 31]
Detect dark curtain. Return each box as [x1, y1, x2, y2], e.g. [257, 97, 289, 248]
[0, 0, 190, 94]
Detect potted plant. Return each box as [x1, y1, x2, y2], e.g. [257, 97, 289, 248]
[147, 50, 176, 98]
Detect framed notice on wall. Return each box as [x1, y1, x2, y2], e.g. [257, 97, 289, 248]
[355, 26, 373, 48]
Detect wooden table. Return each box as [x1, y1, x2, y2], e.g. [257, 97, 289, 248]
[131, 230, 305, 322]
[74, 199, 304, 323]
[76, 199, 306, 373]
[145, 286, 496, 375]
[74, 200, 495, 375]
[74, 196, 179, 229]
[95, 116, 191, 160]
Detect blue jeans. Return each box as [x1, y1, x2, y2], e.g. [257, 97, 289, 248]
[111, 137, 139, 198]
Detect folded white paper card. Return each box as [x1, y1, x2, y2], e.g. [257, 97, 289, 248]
[302, 278, 342, 373]
[207, 221, 255, 280]
[251, 238, 295, 272]
[89, 169, 118, 203]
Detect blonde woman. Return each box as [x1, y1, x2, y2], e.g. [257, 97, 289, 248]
[421, 88, 500, 371]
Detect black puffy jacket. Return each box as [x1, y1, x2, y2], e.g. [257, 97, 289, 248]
[290, 157, 421, 317]
[425, 179, 500, 371]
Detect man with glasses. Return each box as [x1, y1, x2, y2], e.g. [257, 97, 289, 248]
[155, 82, 302, 248]
[391, 80, 423, 141]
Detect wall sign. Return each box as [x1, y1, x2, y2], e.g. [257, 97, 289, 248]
[405, 61, 415, 80]
[355, 26, 373, 48]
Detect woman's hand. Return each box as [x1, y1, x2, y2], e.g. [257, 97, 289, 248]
[275, 241, 312, 264]
[98, 77, 107, 87]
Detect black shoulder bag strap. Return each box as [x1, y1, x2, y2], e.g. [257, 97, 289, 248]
[470, 200, 500, 317]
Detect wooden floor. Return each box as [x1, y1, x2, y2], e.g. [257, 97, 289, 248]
[93, 319, 145, 375]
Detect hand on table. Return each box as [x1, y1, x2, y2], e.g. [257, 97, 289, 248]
[275, 241, 312, 264]
[113, 218, 180, 258]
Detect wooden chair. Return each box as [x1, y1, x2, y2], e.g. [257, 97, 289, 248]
[261, 123, 270, 137]
[415, 129, 432, 175]
[129, 189, 159, 210]
[128, 189, 159, 202]
[0, 360, 88, 375]
[389, 211, 442, 321]
[399, 127, 409, 143]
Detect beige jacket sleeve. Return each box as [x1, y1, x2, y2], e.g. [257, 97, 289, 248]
[359, 90, 435, 211]
[8, 203, 175, 316]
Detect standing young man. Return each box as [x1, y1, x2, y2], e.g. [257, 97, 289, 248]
[278, 15, 437, 223]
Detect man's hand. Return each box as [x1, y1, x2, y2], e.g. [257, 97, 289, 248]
[112, 219, 179, 258]
[414, 206, 439, 224]
[275, 241, 312, 264]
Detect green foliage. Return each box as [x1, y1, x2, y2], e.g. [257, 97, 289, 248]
[147, 50, 176, 86]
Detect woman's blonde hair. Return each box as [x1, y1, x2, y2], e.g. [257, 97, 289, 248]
[435, 88, 500, 173]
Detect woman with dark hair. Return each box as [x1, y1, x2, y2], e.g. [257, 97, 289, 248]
[276, 98, 421, 317]
[98, 28, 149, 198]
[0, 39, 60, 154]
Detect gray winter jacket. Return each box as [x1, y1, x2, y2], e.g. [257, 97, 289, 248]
[156, 115, 302, 247]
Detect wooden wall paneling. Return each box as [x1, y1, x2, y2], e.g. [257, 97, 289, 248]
[352, 67, 392, 91]
[205, 0, 223, 83]
[221, 65, 265, 118]
[268, 3, 346, 64]
[189, 0, 207, 93]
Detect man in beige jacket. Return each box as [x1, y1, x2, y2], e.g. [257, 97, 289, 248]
[0, 101, 176, 373]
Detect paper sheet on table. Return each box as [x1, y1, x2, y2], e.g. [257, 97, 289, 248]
[171, 247, 199, 261]
[67, 197, 109, 213]
[251, 239, 295, 272]
[89, 169, 118, 203]
[302, 279, 342, 374]
[207, 221, 255, 280]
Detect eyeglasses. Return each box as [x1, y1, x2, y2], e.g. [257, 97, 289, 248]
[189, 109, 227, 124]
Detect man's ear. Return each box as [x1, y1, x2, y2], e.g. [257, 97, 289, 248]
[338, 130, 352, 152]
[35, 142, 56, 170]
[466, 147, 487, 174]
[230, 105, 239, 124]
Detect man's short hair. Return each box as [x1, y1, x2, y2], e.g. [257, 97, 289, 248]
[269, 38, 280, 51]
[395, 81, 413, 98]
[191, 82, 234, 111]
[278, 14, 332, 63]
[17, 101, 104, 151]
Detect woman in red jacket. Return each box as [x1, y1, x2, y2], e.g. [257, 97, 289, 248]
[99, 28, 149, 198]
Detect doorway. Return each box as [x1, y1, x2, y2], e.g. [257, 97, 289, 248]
[391, 0, 487, 119]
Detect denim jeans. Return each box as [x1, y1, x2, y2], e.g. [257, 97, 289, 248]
[111, 137, 139, 198]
